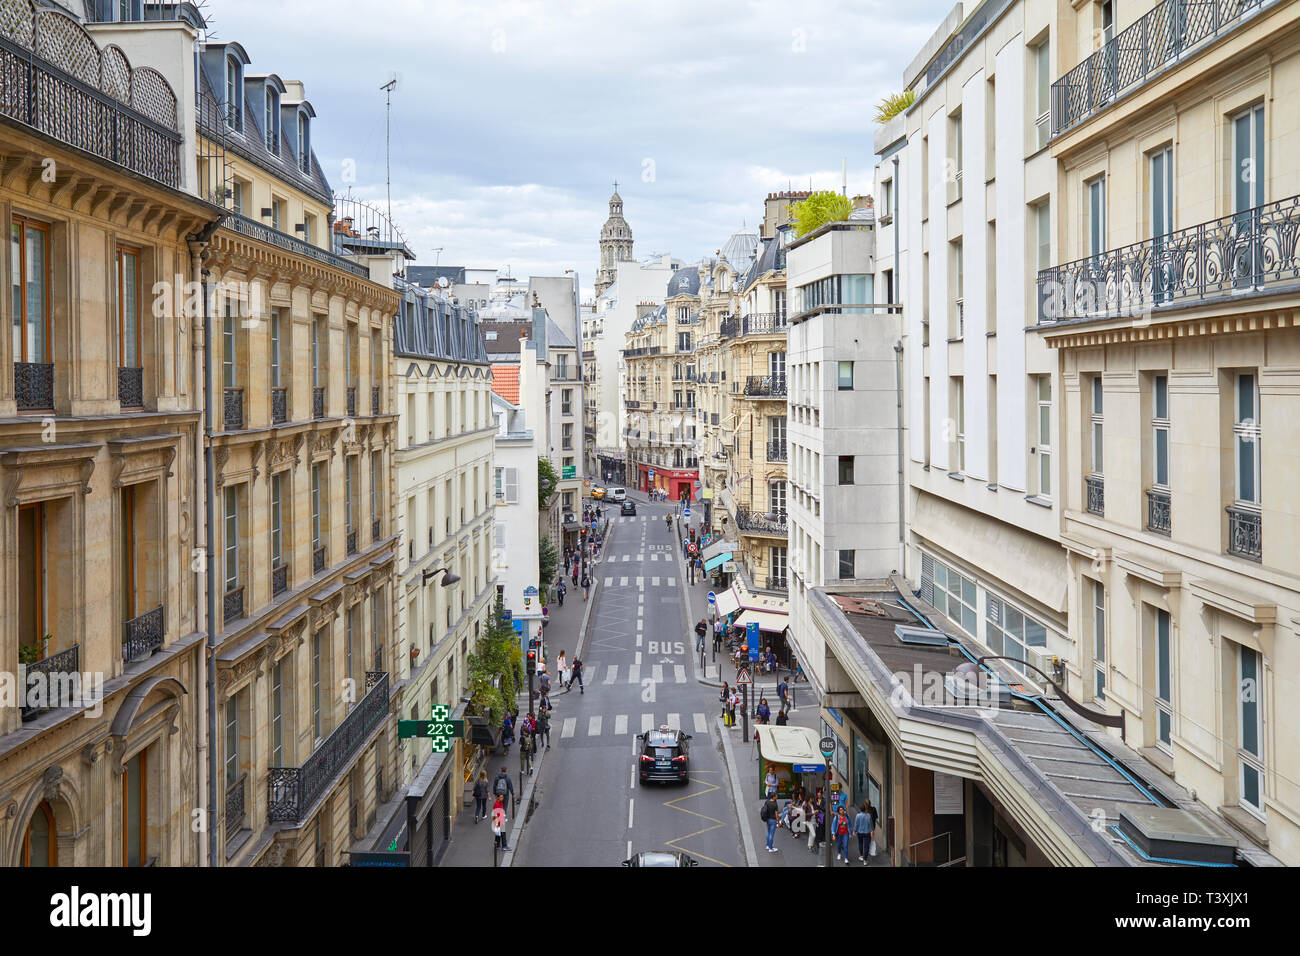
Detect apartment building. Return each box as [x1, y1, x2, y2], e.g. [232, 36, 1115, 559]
[490, 382, 541, 613]
[1036, 0, 1300, 863]
[1, 0, 219, 866]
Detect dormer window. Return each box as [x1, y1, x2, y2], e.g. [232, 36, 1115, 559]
[225, 55, 242, 129]
[297, 111, 311, 174]
[265, 87, 280, 154]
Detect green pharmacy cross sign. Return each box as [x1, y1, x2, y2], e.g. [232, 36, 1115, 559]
[398, 704, 465, 752]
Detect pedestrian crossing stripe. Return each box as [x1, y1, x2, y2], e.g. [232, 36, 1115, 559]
[619, 576, 628, 586]
[693, 712, 709, 733]
[627, 664, 640, 683]
[588, 715, 602, 736]
[667, 713, 680, 730]
[614, 714, 628, 735]
[674, 665, 686, 683]
[560, 717, 576, 738]
[641, 714, 653, 732]
[603, 664, 618, 683]
[651, 576, 660, 586]
[667, 578, 676, 587]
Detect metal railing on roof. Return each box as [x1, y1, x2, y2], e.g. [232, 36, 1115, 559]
[225, 212, 369, 278]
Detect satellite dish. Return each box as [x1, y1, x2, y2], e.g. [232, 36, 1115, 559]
[436, 277, 450, 289]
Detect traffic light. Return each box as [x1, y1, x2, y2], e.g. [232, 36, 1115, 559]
[526, 650, 536, 675]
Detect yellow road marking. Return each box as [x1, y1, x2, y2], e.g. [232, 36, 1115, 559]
[660, 776, 732, 867]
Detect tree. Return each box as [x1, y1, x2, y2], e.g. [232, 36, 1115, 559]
[874, 89, 915, 123]
[537, 457, 559, 510]
[538, 536, 558, 591]
[466, 593, 524, 728]
[792, 191, 855, 238]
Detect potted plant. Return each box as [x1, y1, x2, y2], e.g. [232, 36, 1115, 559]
[18, 634, 50, 694]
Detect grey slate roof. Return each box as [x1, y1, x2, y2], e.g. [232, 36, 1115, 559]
[392, 276, 489, 364]
[667, 267, 700, 297]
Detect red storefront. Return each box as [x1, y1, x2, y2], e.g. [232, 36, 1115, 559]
[634, 463, 698, 502]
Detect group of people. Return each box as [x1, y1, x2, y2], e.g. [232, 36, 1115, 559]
[472, 766, 517, 851]
[718, 681, 790, 729]
[759, 788, 881, 863]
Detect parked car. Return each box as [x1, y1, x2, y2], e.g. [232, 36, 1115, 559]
[620, 500, 636, 516]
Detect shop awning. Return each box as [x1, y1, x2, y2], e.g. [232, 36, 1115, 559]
[756, 725, 825, 771]
[735, 608, 789, 633]
[713, 587, 741, 617]
[702, 539, 738, 561]
[703, 552, 732, 573]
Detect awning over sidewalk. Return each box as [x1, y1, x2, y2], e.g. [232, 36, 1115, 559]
[703, 551, 732, 573]
[713, 587, 741, 617]
[703, 539, 738, 561]
[756, 725, 825, 771]
[735, 608, 789, 634]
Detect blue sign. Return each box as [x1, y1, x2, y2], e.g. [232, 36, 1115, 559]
[503, 609, 513, 621]
[747, 622, 760, 661]
[511, 619, 524, 634]
[792, 764, 826, 774]
[707, 591, 716, 605]
[684, 508, 691, 518]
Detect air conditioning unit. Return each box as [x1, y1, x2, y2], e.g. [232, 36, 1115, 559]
[1024, 646, 1061, 688]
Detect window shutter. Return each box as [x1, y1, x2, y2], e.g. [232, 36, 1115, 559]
[505, 468, 519, 504]
[919, 552, 935, 606]
[494, 523, 506, 553]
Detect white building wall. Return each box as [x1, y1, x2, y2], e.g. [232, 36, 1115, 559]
[995, 36, 1028, 492]
[961, 68, 990, 483]
[926, 106, 949, 473]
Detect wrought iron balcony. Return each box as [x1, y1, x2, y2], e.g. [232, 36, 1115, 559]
[711, 412, 720, 426]
[20, 643, 80, 721]
[313, 545, 327, 574]
[225, 213, 369, 278]
[766, 439, 788, 462]
[740, 312, 788, 335]
[225, 773, 247, 838]
[224, 387, 244, 430]
[271, 387, 288, 425]
[267, 671, 390, 824]
[313, 386, 326, 419]
[765, 576, 788, 592]
[122, 605, 164, 662]
[734, 508, 788, 535]
[118, 367, 143, 407]
[1226, 504, 1262, 561]
[1037, 194, 1300, 325]
[719, 317, 738, 339]
[347, 529, 358, 555]
[371, 386, 381, 416]
[1085, 475, 1105, 516]
[272, 562, 289, 596]
[625, 345, 663, 358]
[1051, 0, 1273, 137]
[224, 586, 245, 625]
[373, 644, 384, 672]
[346, 386, 357, 418]
[744, 375, 788, 397]
[1146, 488, 1171, 535]
[14, 362, 54, 410]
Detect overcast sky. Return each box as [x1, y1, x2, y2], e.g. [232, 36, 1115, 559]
[206, 0, 952, 298]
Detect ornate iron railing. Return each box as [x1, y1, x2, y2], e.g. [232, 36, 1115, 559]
[272, 562, 289, 596]
[224, 586, 245, 625]
[711, 412, 720, 425]
[1051, 0, 1271, 137]
[1226, 504, 1262, 561]
[223, 387, 244, 430]
[740, 312, 788, 335]
[625, 346, 663, 358]
[373, 644, 384, 672]
[313, 386, 326, 419]
[766, 439, 788, 462]
[0, 34, 182, 189]
[346, 529, 358, 555]
[744, 375, 788, 397]
[225, 773, 246, 837]
[1037, 194, 1300, 325]
[346, 386, 357, 418]
[118, 367, 143, 407]
[734, 508, 788, 535]
[313, 545, 327, 574]
[719, 317, 738, 339]
[122, 605, 164, 662]
[1085, 475, 1105, 516]
[225, 212, 369, 278]
[267, 671, 390, 824]
[765, 576, 788, 591]
[14, 362, 54, 410]
[271, 386, 288, 425]
[1146, 488, 1171, 535]
[371, 386, 381, 416]
[20, 643, 80, 720]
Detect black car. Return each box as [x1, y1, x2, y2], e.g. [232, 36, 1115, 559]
[622, 851, 698, 867]
[620, 500, 637, 516]
[637, 726, 691, 784]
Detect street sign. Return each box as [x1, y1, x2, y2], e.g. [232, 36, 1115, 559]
[707, 591, 716, 605]
[747, 621, 760, 660]
[562, 465, 576, 479]
[398, 716, 466, 752]
[819, 735, 836, 758]
[688, 543, 698, 556]
[735, 670, 752, 684]
[793, 764, 825, 774]
[684, 507, 691, 518]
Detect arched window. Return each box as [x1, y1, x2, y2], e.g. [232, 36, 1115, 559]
[21, 801, 56, 867]
[225, 55, 242, 129]
[265, 87, 280, 154]
[297, 111, 311, 174]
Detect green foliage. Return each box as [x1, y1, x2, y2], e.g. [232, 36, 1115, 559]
[538, 536, 558, 591]
[537, 457, 559, 510]
[18, 635, 50, 665]
[792, 191, 856, 238]
[466, 595, 523, 728]
[874, 89, 916, 123]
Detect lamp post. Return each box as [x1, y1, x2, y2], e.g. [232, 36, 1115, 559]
[422, 566, 461, 588]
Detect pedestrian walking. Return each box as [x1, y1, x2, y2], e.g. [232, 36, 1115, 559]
[492, 765, 514, 806]
[501, 712, 514, 755]
[581, 571, 591, 601]
[694, 619, 707, 653]
[713, 618, 724, 653]
[539, 670, 551, 696]
[777, 676, 790, 711]
[571, 564, 578, 587]
[775, 708, 788, 726]
[568, 657, 584, 693]
[537, 707, 551, 749]
[472, 770, 490, 823]
[519, 727, 534, 775]
[756, 697, 771, 724]
[557, 650, 568, 688]
[491, 796, 508, 850]
[556, 579, 566, 607]
[854, 802, 875, 863]
[761, 794, 780, 852]
[834, 806, 852, 862]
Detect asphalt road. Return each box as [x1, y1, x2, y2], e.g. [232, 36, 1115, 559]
[513, 495, 744, 867]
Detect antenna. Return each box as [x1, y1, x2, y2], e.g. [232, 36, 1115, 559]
[842, 157, 847, 196]
[432, 247, 443, 269]
[380, 76, 398, 229]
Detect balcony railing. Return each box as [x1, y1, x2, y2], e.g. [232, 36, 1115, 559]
[1146, 488, 1171, 535]
[118, 367, 143, 407]
[740, 312, 788, 335]
[1037, 194, 1300, 325]
[225, 773, 247, 838]
[346, 386, 357, 418]
[1085, 475, 1105, 516]
[266, 671, 390, 824]
[313, 386, 326, 419]
[14, 362, 54, 410]
[765, 576, 788, 592]
[225, 213, 369, 278]
[314, 545, 327, 574]
[122, 605, 164, 662]
[1226, 504, 1262, 561]
[719, 317, 738, 339]
[625, 346, 663, 358]
[744, 375, 788, 397]
[224, 387, 244, 430]
[766, 439, 788, 462]
[20, 643, 80, 721]
[1051, 0, 1271, 137]
[272, 562, 289, 596]
[0, 33, 183, 189]
[224, 586, 245, 625]
[371, 386, 381, 416]
[347, 529, 358, 555]
[271, 387, 288, 425]
[734, 508, 788, 535]
[711, 412, 720, 426]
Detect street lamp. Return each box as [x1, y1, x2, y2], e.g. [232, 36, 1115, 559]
[422, 566, 460, 587]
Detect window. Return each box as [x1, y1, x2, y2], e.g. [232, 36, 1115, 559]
[770, 546, 787, 584]
[224, 693, 240, 789]
[951, 241, 964, 338]
[954, 378, 966, 472]
[555, 354, 569, 379]
[311, 316, 325, 388]
[837, 361, 853, 390]
[271, 473, 284, 572]
[116, 247, 141, 381]
[346, 605, 358, 693]
[1238, 645, 1264, 816]
[562, 423, 573, 450]
[1036, 376, 1052, 498]
[677, 306, 689, 321]
[1035, 201, 1051, 272]
[297, 111, 311, 174]
[838, 456, 854, 485]
[1152, 375, 1169, 487]
[265, 86, 280, 154]
[271, 660, 285, 766]
[270, 308, 284, 389]
[224, 486, 240, 596]
[22, 801, 56, 867]
[1093, 581, 1106, 701]
[1090, 375, 1104, 475]
[985, 595, 1047, 674]
[930, 559, 978, 637]
[124, 749, 147, 866]
[302, 213, 314, 245]
[231, 180, 243, 215]
[1150, 147, 1174, 239]
[1086, 175, 1106, 259]
[1234, 373, 1260, 505]
[495, 467, 505, 502]
[346, 456, 357, 543]
[677, 331, 691, 351]
[838, 549, 855, 579]
[1033, 39, 1050, 149]
[311, 463, 324, 555]
[12, 219, 50, 369]
[950, 111, 963, 200]
[312, 632, 323, 740]
[1233, 105, 1265, 214]
[1154, 608, 1172, 751]
[17, 503, 47, 647]
[370, 453, 381, 537]
[769, 479, 786, 516]
[562, 388, 572, 416]
[225, 55, 241, 128]
[271, 198, 284, 232]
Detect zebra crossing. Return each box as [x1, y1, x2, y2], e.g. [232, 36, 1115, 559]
[602, 575, 676, 588]
[557, 711, 710, 739]
[590, 661, 691, 685]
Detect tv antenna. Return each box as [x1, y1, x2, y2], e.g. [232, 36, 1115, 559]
[380, 75, 398, 229]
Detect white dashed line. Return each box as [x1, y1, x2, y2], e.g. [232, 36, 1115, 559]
[628, 799, 634, 828]
[674, 665, 686, 683]
[641, 714, 654, 732]
[615, 714, 628, 735]
[619, 576, 628, 587]
[588, 715, 602, 737]
[651, 664, 663, 683]
[693, 712, 708, 733]
[651, 576, 660, 587]
[667, 713, 680, 730]
[561, 717, 576, 738]
[628, 664, 640, 683]
[604, 664, 618, 684]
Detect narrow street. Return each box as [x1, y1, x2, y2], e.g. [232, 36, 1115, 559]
[513, 494, 744, 867]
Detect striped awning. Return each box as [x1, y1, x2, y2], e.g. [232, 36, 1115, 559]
[703, 552, 732, 573]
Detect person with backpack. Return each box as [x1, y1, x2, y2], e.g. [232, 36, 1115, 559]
[536, 707, 551, 749]
[833, 805, 852, 862]
[492, 766, 514, 806]
[472, 770, 490, 823]
[501, 712, 514, 755]
[491, 795, 508, 850]
[777, 676, 790, 711]
[854, 802, 878, 864]
[581, 570, 591, 601]
[519, 725, 534, 776]
[539, 669, 551, 696]
[568, 657, 584, 693]
[760, 794, 780, 852]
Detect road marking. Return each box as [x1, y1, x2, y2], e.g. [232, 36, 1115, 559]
[615, 714, 628, 735]
[622, 554, 630, 562]
[588, 715, 602, 737]
[651, 664, 663, 683]
[674, 665, 686, 683]
[667, 577, 676, 587]
[693, 712, 708, 733]
[561, 717, 576, 738]
[636, 619, 643, 631]
[636, 576, 644, 586]
[627, 839, 632, 858]
[619, 576, 628, 587]
[635, 636, 642, 647]
[604, 664, 618, 684]
[604, 576, 613, 587]
[628, 663, 640, 683]
[635, 652, 641, 665]
[641, 713, 653, 732]
[628, 799, 634, 828]
[651, 576, 660, 587]
[667, 712, 680, 730]
[650, 553, 659, 561]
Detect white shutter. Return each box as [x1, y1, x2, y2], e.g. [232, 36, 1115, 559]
[505, 468, 519, 504]
[494, 522, 506, 554]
